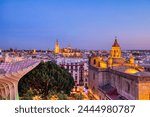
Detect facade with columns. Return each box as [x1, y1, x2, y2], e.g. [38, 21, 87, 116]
[88, 38, 150, 100]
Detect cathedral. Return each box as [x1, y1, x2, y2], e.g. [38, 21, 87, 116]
[88, 38, 150, 100]
[54, 40, 82, 57]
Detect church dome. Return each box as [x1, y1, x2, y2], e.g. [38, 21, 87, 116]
[125, 68, 139, 74]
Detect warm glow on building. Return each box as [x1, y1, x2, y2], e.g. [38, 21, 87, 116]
[125, 68, 139, 74]
[110, 38, 122, 58]
[88, 37, 150, 100]
[54, 40, 60, 54]
[33, 49, 36, 55]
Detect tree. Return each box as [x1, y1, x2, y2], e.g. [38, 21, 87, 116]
[18, 61, 75, 99]
[74, 93, 84, 100]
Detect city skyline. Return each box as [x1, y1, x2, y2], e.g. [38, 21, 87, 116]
[0, 0, 150, 50]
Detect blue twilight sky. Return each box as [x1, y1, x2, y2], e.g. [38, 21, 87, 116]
[0, 0, 150, 50]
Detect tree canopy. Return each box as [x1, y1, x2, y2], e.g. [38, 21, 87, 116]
[18, 61, 75, 99]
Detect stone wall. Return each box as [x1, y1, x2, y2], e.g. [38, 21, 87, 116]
[89, 65, 150, 100]
[88, 65, 107, 99]
[108, 73, 137, 100]
[138, 78, 150, 100]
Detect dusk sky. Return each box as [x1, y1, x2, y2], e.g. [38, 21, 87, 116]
[0, 0, 150, 50]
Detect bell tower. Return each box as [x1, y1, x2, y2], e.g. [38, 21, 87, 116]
[54, 40, 60, 54]
[33, 49, 36, 55]
[110, 37, 122, 58]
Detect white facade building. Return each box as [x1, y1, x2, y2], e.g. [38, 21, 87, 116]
[56, 57, 88, 91]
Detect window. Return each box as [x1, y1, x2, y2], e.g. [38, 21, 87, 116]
[93, 59, 96, 65]
[125, 81, 130, 93]
[75, 74, 77, 81]
[67, 64, 69, 70]
[71, 70, 73, 75]
[98, 62, 100, 67]
[71, 63, 73, 70]
[85, 78, 87, 82]
[75, 64, 78, 71]
[85, 83, 88, 88]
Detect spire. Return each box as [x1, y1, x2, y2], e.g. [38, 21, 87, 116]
[112, 37, 120, 47]
[56, 39, 59, 46]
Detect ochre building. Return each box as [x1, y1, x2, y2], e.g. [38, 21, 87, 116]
[88, 38, 150, 100]
[54, 40, 82, 57]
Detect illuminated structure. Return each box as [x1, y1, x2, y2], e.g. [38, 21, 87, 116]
[110, 38, 121, 58]
[54, 40, 60, 54]
[33, 49, 36, 55]
[54, 40, 82, 57]
[0, 60, 40, 100]
[61, 47, 82, 57]
[89, 38, 150, 100]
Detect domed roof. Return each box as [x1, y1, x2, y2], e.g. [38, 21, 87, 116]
[125, 68, 139, 74]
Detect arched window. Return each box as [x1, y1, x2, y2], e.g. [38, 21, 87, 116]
[98, 62, 100, 67]
[114, 50, 116, 57]
[85, 79, 87, 82]
[93, 59, 96, 65]
[85, 83, 88, 88]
